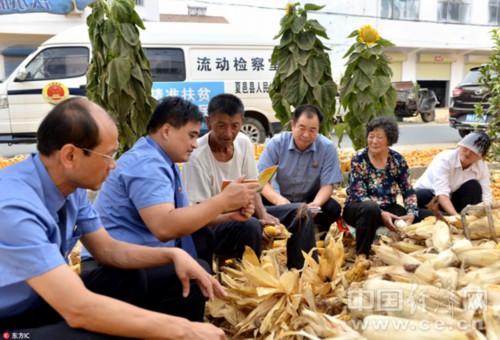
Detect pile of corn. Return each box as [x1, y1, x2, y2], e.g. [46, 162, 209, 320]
[0, 154, 28, 169]
[208, 203, 500, 339]
[253, 143, 266, 160]
[337, 148, 449, 172]
[492, 172, 500, 202]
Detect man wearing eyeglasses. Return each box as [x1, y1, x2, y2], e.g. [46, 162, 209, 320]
[0, 97, 228, 339]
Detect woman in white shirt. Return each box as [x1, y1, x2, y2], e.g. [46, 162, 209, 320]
[414, 131, 492, 217]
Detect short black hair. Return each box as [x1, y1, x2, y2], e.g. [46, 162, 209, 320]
[292, 104, 324, 124]
[366, 116, 399, 146]
[147, 96, 203, 133]
[207, 93, 244, 117]
[37, 97, 101, 156]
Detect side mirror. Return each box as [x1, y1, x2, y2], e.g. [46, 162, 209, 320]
[15, 68, 28, 81]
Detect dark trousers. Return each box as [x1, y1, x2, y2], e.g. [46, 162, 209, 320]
[262, 192, 342, 235]
[0, 260, 210, 339]
[266, 203, 317, 269]
[416, 179, 483, 213]
[303, 192, 342, 234]
[193, 203, 317, 269]
[343, 201, 428, 256]
[193, 218, 263, 265]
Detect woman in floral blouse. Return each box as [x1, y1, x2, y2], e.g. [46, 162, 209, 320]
[342, 116, 430, 257]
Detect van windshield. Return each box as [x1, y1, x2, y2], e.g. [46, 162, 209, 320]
[24, 47, 89, 81]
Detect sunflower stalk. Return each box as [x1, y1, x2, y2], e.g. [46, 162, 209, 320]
[334, 25, 396, 150]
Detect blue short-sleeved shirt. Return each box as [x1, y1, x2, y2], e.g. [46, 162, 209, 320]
[257, 132, 342, 202]
[0, 154, 101, 318]
[82, 137, 179, 258]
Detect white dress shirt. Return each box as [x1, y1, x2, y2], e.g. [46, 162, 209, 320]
[414, 149, 492, 202]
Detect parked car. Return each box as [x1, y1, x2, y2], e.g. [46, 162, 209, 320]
[449, 66, 494, 137]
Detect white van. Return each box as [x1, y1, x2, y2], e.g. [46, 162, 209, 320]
[0, 22, 282, 144]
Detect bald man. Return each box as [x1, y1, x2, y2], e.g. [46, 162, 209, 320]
[0, 98, 226, 339]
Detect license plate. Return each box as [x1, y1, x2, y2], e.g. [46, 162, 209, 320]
[465, 114, 487, 123]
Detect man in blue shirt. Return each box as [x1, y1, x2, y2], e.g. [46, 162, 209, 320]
[0, 98, 227, 339]
[258, 104, 343, 235]
[86, 96, 258, 268]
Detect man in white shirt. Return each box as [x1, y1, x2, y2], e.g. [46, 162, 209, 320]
[181, 94, 317, 269]
[414, 131, 492, 216]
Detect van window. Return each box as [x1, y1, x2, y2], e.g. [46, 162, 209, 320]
[23, 47, 89, 81]
[144, 48, 185, 82]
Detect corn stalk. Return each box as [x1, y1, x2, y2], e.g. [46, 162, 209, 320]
[86, 0, 156, 155]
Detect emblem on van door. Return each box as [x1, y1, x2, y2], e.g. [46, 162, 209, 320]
[474, 88, 484, 95]
[43, 82, 70, 105]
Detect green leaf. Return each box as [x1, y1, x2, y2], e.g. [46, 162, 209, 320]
[357, 89, 373, 110]
[131, 10, 145, 29]
[278, 52, 298, 78]
[282, 71, 308, 104]
[342, 45, 355, 59]
[373, 76, 391, 97]
[302, 56, 325, 87]
[347, 29, 358, 38]
[352, 69, 372, 91]
[291, 16, 307, 34]
[333, 123, 346, 145]
[304, 3, 325, 11]
[119, 23, 139, 46]
[279, 29, 295, 47]
[296, 31, 316, 50]
[377, 38, 395, 47]
[357, 57, 377, 76]
[368, 45, 383, 55]
[289, 43, 310, 66]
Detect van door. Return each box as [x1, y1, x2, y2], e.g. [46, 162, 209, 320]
[7, 46, 89, 134]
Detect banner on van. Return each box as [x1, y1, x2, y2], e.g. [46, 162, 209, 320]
[152, 82, 225, 116]
[0, 0, 94, 15]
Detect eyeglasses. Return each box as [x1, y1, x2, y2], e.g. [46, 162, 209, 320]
[81, 148, 117, 162]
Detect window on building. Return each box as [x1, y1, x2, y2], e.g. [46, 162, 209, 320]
[437, 0, 471, 23]
[381, 0, 419, 20]
[134, 0, 144, 6]
[144, 48, 186, 82]
[489, 0, 500, 25]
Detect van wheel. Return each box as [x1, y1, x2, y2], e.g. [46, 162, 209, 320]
[420, 110, 435, 123]
[242, 118, 266, 144]
[458, 129, 470, 138]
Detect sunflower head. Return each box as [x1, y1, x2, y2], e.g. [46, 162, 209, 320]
[285, 2, 294, 16]
[357, 25, 380, 46]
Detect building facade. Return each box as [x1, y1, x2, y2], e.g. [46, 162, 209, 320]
[316, 0, 495, 106]
[0, 0, 496, 106]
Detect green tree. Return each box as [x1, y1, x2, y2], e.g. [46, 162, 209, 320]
[86, 0, 156, 155]
[334, 25, 397, 150]
[269, 2, 337, 137]
[475, 27, 500, 162]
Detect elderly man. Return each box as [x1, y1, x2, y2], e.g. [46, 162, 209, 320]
[0, 97, 227, 339]
[258, 104, 343, 235]
[181, 94, 317, 269]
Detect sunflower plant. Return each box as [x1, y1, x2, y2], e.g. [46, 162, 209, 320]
[269, 2, 337, 137]
[86, 0, 156, 155]
[334, 25, 396, 150]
